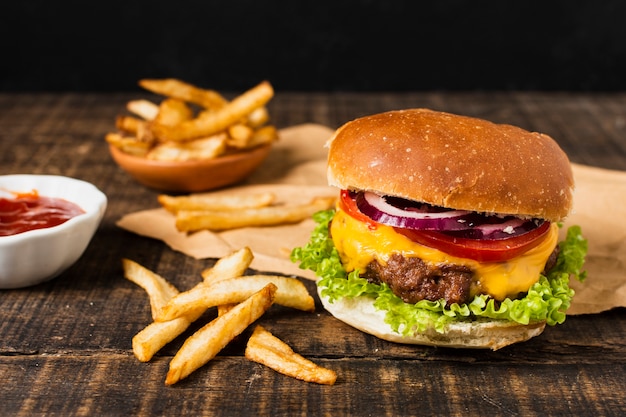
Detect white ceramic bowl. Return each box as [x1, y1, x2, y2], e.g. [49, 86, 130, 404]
[0, 175, 107, 289]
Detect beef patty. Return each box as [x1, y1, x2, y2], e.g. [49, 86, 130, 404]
[362, 247, 560, 305]
[362, 254, 473, 305]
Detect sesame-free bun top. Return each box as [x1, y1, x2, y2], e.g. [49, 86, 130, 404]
[327, 109, 574, 221]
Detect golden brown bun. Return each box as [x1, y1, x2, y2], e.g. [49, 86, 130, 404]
[318, 286, 546, 350]
[327, 109, 574, 222]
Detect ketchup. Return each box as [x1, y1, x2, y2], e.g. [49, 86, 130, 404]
[0, 191, 85, 236]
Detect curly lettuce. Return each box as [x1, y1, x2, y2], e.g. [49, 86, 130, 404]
[290, 209, 588, 335]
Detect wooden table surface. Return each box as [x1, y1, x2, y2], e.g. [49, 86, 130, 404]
[1, 91, 625, 417]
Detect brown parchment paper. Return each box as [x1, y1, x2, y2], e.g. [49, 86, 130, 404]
[117, 124, 626, 315]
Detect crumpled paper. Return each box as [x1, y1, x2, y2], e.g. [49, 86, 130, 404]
[560, 164, 626, 314]
[117, 124, 626, 315]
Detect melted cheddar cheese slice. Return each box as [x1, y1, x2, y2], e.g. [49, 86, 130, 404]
[330, 208, 559, 301]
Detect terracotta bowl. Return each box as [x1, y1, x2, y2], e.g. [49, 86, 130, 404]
[109, 144, 272, 193]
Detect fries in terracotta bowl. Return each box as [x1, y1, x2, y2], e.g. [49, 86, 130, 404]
[107, 79, 278, 192]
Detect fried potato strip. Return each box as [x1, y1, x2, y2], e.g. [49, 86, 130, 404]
[152, 98, 194, 128]
[158, 192, 275, 214]
[146, 135, 227, 161]
[132, 311, 205, 363]
[128, 248, 254, 362]
[245, 325, 337, 385]
[152, 81, 274, 141]
[107, 79, 277, 161]
[139, 78, 228, 110]
[165, 283, 276, 385]
[122, 258, 180, 320]
[156, 275, 315, 322]
[126, 99, 160, 121]
[106, 132, 151, 157]
[199, 246, 254, 283]
[174, 196, 336, 232]
[125, 246, 330, 385]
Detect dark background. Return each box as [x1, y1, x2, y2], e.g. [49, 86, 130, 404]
[2, 1, 625, 92]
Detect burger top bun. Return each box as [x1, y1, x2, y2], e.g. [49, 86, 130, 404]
[327, 109, 574, 222]
[318, 286, 546, 350]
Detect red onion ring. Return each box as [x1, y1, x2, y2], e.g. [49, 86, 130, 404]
[356, 191, 473, 230]
[352, 191, 543, 240]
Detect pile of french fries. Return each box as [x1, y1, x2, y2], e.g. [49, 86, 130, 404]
[106, 78, 279, 161]
[124, 247, 337, 386]
[157, 190, 337, 232]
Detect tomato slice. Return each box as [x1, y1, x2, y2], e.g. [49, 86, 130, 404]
[339, 189, 551, 262]
[339, 190, 379, 229]
[394, 222, 551, 262]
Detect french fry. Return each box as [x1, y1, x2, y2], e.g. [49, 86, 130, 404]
[106, 132, 151, 156]
[152, 81, 274, 141]
[132, 311, 204, 363]
[131, 248, 254, 362]
[146, 134, 227, 161]
[246, 125, 279, 148]
[200, 246, 255, 317]
[136, 121, 156, 143]
[216, 304, 236, 316]
[125, 247, 336, 385]
[115, 115, 145, 136]
[109, 79, 277, 163]
[174, 196, 337, 232]
[122, 258, 180, 320]
[126, 99, 160, 121]
[113, 113, 153, 142]
[246, 106, 270, 128]
[158, 192, 275, 214]
[245, 325, 337, 385]
[197, 247, 255, 317]
[226, 123, 255, 148]
[165, 283, 277, 385]
[156, 275, 315, 322]
[200, 247, 254, 283]
[139, 78, 228, 110]
[123, 258, 202, 363]
[153, 98, 194, 128]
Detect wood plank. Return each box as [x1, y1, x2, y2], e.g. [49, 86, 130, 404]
[2, 264, 625, 363]
[2, 355, 624, 416]
[1, 92, 625, 416]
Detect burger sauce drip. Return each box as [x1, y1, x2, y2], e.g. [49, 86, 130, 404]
[0, 191, 85, 236]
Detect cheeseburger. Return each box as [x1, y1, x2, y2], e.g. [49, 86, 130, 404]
[291, 108, 587, 350]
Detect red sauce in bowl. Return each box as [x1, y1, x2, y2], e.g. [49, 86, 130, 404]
[0, 191, 85, 236]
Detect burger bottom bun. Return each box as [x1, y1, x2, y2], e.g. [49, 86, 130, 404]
[318, 286, 546, 350]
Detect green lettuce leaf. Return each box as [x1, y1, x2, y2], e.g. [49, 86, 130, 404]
[290, 209, 588, 335]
